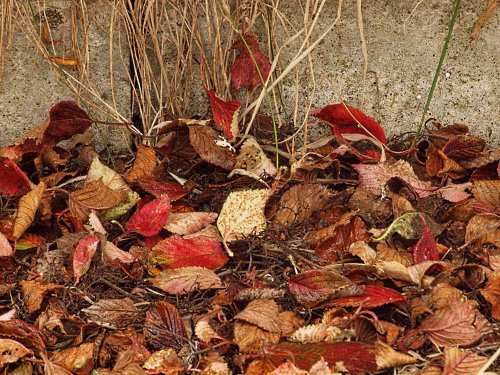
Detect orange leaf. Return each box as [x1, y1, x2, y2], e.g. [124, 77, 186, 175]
[13, 182, 46, 239]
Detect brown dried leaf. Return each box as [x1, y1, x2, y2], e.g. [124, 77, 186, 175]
[143, 348, 184, 374]
[273, 183, 333, 227]
[470, 0, 497, 40]
[442, 135, 486, 160]
[234, 287, 285, 302]
[69, 179, 126, 222]
[348, 188, 392, 226]
[82, 298, 140, 328]
[465, 213, 500, 245]
[375, 341, 416, 369]
[376, 244, 414, 266]
[194, 318, 223, 344]
[0, 338, 33, 367]
[125, 144, 157, 183]
[13, 182, 46, 239]
[50, 342, 94, 374]
[428, 283, 464, 310]
[188, 124, 235, 170]
[233, 321, 280, 354]
[19, 280, 64, 314]
[235, 299, 281, 333]
[144, 301, 188, 351]
[442, 347, 488, 375]
[289, 324, 355, 343]
[473, 179, 500, 210]
[278, 311, 305, 337]
[480, 273, 500, 320]
[234, 137, 277, 177]
[149, 267, 223, 295]
[426, 149, 466, 179]
[463, 148, 500, 169]
[164, 212, 218, 235]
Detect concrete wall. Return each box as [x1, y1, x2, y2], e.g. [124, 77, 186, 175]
[0, 0, 498, 147]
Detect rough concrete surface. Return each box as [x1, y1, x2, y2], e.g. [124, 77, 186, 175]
[0, 1, 130, 150]
[0, 0, 498, 148]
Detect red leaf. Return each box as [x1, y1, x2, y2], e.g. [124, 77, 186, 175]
[230, 34, 271, 91]
[324, 285, 406, 309]
[288, 268, 363, 308]
[152, 235, 227, 270]
[126, 195, 171, 236]
[143, 301, 188, 351]
[0, 158, 31, 196]
[137, 177, 187, 201]
[206, 89, 241, 140]
[266, 342, 378, 374]
[42, 101, 93, 146]
[311, 103, 386, 144]
[411, 229, 439, 264]
[73, 234, 100, 284]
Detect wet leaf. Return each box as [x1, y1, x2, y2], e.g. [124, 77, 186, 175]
[144, 301, 188, 351]
[149, 267, 223, 295]
[126, 195, 171, 236]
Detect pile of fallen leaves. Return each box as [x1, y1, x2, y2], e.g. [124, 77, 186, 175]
[0, 34, 499, 375]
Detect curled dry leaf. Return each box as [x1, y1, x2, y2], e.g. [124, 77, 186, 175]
[278, 311, 305, 337]
[480, 273, 500, 320]
[272, 183, 334, 227]
[217, 189, 271, 242]
[194, 318, 223, 344]
[234, 137, 277, 177]
[235, 299, 281, 333]
[375, 341, 416, 370]
[82, 298, 139, 328]
[374, 211, 442, 242]
[289, 324, 355, 343]
[86, 155, 131, 193]
[0, 319, 46, 353]
[149, 267, 223, 295]
[144, 301, 188, 351]
[165, 212, 218, 235]
[13, 182, 46, 239]
[103, 241, 136, 265]
[50, 342, 94, 374]
[125, 144, 157, 183]
[143, 348, 184, 374]
[19, 280, 64, 314]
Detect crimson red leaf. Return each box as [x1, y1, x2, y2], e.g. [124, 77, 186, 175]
[206, 89, 241, 140]
[126, 195, 171, 236]
[230, 34, 271, 91]
[73, 234, 100, 284]
[42, 101, 93, 146]
[144, 301, 188, 351]
[152, 235, 228, 270]
[0, 158, 31, 196]
[324, 285, 406, 309]
[266, 342, 378, 374]
[311, 103, 386, 144]
[411, 229, 439, 264]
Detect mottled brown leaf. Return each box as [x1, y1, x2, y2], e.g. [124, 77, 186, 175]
[188, 124, 235, 170]
[82, 298, 140, 328]
[144, 301, 188, 351]
[19, 280, 64, 314]
[149, 267, 223, 295]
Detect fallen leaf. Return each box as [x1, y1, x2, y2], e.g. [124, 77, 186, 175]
[289, 324, 355, 343]
[149, 267, 223, 295]
[188, 124, 235, 170]
[0, 338, 33, 368]
[144, 301, 188, 351]
[375, 341, 416, 369]
[194, 318, 223, 344]
[125, 144, 157, 182]
[311, 103, 386, 144]
[374, 211, 442, 242]
[288, 268, 362, 308]
[82, 298, 139, 328]
[0, 157, 31, 197]
[234, 137, 277, 177]
[137, 177, 187, 201]
[72, 234, 100, 284]
[102, 241, 136, 265]
[206, 89, 241, 140]
[42, 101, 93, 146]
[126, 195, 171, 236]
[324, 285, 406, 309]
[50, 342, 94, 374]
[165, 212, 218, 235]
[152, 235, 228, 270]
[411, 230, 439, 264]
[235, 299, 282, 333]
[465, 213, 500, 245]
[0, 232, 13, 256]
[234, 321, 280, 354]
[472, 179, 500, 211]
[143, 348, 184, 374]
[442, 347, 488, 375]
[19, 280, 64, 314]
[217, 189, 271, 242]
[230, 34, 271, 91]
[480, 273, 500, 320]
[0, 319, 46, 353]
[272, 183, 333, 227]
[442, 135, 485, 160]
[13, 182, 46, 239]
[86, 155, 131, 193]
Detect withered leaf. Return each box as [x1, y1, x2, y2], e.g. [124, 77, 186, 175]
[144, 301, 188, 351]
[235, 299, 282, 333]
[233, 321, 279, 354]
[125, 144, 157, 183]
[19, 280, 64, 314]
[13, 182, 46, 239]
[149, 267, 223, 295]
[82, 298, 140, 328]
[188, 124, 235, 170]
